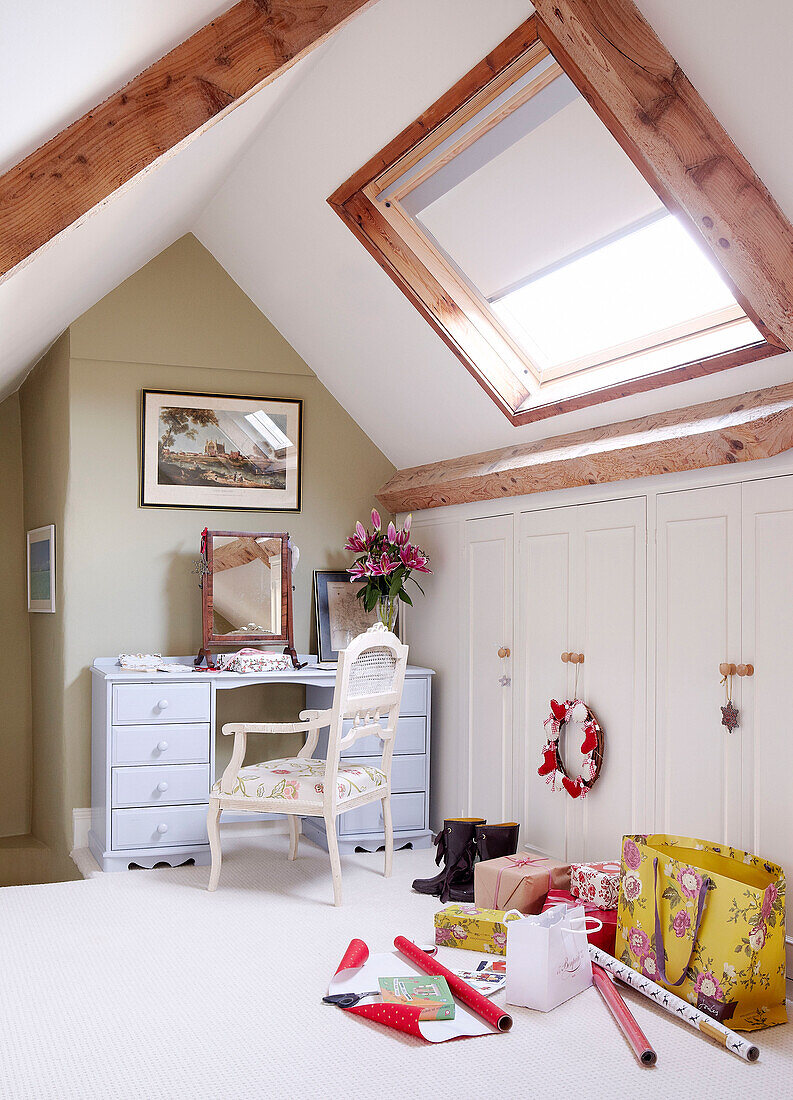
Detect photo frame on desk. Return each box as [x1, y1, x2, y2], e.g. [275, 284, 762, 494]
[313, 570, 396, 663]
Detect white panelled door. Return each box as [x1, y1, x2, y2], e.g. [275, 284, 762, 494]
[656, 485, 743, 847]
[519, 498, 646, 861]
[575, 498, 647, 861]
[741, 475, 793, 882]
[518, 505, 575, 858]
[464, 515, 513, 823]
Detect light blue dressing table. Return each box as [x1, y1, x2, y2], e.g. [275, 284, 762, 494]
[90, 656, 434, 871]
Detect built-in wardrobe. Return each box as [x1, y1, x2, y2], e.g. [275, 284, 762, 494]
[402, 458, 793, 973]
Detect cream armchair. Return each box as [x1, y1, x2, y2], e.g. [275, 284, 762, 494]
[206, 625, 409, 905]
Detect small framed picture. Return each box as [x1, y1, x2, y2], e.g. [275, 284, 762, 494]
[313, 570, 395, 663]
[141, 389, 302, 512]
[27, 525, 55, 613]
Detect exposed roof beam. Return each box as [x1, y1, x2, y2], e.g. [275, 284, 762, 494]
[377, 383, 793, 512]
[0, 0, 377, 283]
[533, 0, 793, 351]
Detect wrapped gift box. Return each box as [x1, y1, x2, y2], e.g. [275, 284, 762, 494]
[434, 904, 521, 955]
[474, 854, 571, 914]
[541, 889, 617, 955]
[570, 860, 622, 910]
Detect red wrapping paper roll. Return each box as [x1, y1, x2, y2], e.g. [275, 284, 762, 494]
[592, 964, 656, 1066]
[394, 936, 513, 1032]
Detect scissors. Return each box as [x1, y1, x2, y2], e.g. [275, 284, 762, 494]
[322, 991, 381, 1008]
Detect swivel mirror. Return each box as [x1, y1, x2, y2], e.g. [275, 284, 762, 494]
[197, 529, 300, 667]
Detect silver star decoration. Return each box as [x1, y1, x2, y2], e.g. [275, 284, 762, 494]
[721, 701, 739, 732]
[498, 675, 511, 687]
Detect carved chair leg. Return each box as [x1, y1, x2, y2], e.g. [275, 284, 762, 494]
[324, 812, 343, 907]
[288, 815, 300, 861]
[207, 798, 222, 892]
[382, 795, 393, 878]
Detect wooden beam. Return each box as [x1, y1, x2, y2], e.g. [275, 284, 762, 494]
[0, 0, 377, 282]
[532, 0, 793, 350]
[377, 383, 793, 512]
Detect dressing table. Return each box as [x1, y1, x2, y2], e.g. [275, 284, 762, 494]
[89, 656, 434, 871]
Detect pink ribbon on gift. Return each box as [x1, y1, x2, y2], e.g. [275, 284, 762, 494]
[493, 855, 551, 909]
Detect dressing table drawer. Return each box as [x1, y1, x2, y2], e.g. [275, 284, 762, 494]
[339, 792, 425, 836]
[340, 716, 425, 758]
[112, 724, 210, 766]
[112, 764, 210, 808]
[113, 683, 210, 725]
[399, 677, 427, 716]
[345, 754, 425, 794]
[112, 805, 209, 850]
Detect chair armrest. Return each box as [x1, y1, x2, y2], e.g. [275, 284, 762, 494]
[216, 712, 333, 792]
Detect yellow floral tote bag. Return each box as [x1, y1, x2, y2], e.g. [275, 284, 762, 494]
[616, 834, 786, 1031]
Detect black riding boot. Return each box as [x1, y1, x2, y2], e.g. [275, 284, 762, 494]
[412, 818, 485, 899]
[447, 821, 520, 903]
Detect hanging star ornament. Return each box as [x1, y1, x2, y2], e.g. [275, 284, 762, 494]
[721, 701, 739, 732]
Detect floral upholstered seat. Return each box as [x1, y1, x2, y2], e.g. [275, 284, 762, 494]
[211, 757, 387, 804]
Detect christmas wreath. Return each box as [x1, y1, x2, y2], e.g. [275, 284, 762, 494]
[538, 698, 604, 799]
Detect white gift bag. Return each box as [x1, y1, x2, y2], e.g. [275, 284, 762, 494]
[505, 903, 597, 1012]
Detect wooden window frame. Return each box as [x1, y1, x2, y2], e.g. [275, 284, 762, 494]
[329, 4, 793, 426]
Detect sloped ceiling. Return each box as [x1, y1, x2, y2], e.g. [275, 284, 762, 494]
[0, 2, 316, 402]
[195, 0, 793, 467]
[3, 0, 793, 467]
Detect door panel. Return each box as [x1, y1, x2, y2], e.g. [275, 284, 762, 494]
[742, 476, 793, 884]
[519, 506, 575, 858]
[656, 485, 742, 846]
[576, 498, 647, 861]
[465, 515, 513, 822]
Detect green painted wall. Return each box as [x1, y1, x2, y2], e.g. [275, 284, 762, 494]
[0, 392, 32, 837]
[23, 234, 394, 874]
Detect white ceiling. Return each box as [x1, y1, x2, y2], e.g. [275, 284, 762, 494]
[0, 5, 317, 403]
[0, 1, 230, 171]
[3, 0, 793, 466]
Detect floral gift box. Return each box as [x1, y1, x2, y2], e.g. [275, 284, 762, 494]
[434, 904, 521, 955]
[570, 860, 622, 910]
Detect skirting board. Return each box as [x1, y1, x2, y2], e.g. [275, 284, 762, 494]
[72, 807, 288, 850]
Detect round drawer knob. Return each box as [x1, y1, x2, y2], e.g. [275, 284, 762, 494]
[157, 699, 169, 710]
[156, 741, 169, 752]
[157, 782, 169, 793]
[156, 823, 168, 834]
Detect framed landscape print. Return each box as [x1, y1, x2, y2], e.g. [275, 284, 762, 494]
[27, 525, 55, 613]
[314, 570, 397, 663]
[141, 390, 302, 511]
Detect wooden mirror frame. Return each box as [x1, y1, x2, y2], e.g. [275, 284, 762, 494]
[197, 529, 300, 668]
[329, 0, 793, 425]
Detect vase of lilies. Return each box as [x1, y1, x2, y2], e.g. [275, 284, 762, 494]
[345, 509, 431, 631]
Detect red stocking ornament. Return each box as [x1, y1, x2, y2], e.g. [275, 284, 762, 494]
[538, 746, 557, 777]
[580, 721, 597, 755]
[562, 775, 582, 798]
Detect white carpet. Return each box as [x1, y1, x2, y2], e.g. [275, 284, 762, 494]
[0, 835, 790, 1099]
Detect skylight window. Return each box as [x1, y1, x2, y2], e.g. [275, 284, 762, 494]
[330, 19, 786, 424]
[491, 213, 760, 382]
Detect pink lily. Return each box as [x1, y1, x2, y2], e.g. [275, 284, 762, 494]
[344, 521, 368, 553]
[403, 514, 412, 536]
[387, 521, 397, 543]
[399, 545, 432, 573]
[347, 561, 369, 581]
[371, 508, 381, 531]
